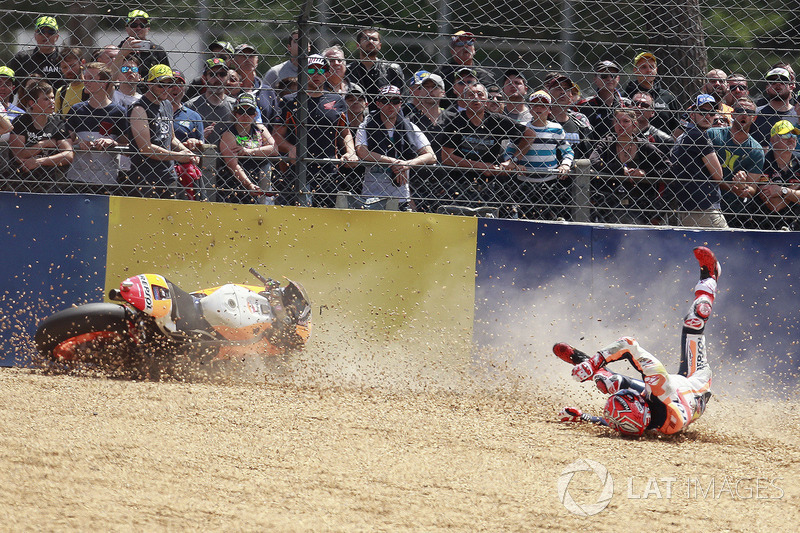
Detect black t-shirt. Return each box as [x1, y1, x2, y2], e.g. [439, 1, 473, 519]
[9, 48, 62, 89]
[669, 124, 719, 211]
[11, 112, 69, 182]
[279, 92, 348, 163]
[127, 95, 178, 188]
[440, 110, 525, 180]
[751, 103, 797, 149]
[346, 60, 404, 112]
[117, 39, 170, 74]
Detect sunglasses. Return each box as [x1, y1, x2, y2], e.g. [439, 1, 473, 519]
[732, 107, 755, 115]
[307, 67, 327, 75]
[234, 107, 257, 116]
[488, 93, 502, 101]
[120, 66, 139, 73]
[453, 40, 475, 47]
[598, 73, 619, 80]
[379, 97, 402, 105]
[730, 84, 748, 91]
[633, 101, 652, 109]
[129, 22, 149, 29]
[776, 133, 796, 139]
[37, 28, 58, 36]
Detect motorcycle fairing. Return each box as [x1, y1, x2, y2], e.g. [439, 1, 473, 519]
[199, 284, 276, 341]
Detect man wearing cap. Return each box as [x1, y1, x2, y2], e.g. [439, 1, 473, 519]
[437, 31, 494, 107]
[443, 67, 480, 118]
[631, 91, 674, 148]
[578, 60, 624, 139]
[272, 55, 358, 207]
[9, 16, 63, 89]
[544, 71, 594, 159]
[751, 66, 798, 149]
[186, 58, 235, 149]
[622, 52, 680, 133]
[117, 10, 170, 76]
[347, 28, 404, 112]
[746, 120, 800, 230]
[340, 82, 368, 196]
[505, 90, 574, 220]
[355, 85, 436, 210]
[440, 83, 535, 211]
[705, 96, 764, 227]
[126, 64, 198, 198]
[262, 30, 303, 89]
[501, 69, 532, 125]
[669, 94, 727, 228]
[0, 67, 25, 129]
[230, 43, 278, 125]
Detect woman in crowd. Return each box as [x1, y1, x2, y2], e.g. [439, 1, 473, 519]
[217, 92, 278, 203]
[589, 107, 667, 225]
[8, 80, 73, 193]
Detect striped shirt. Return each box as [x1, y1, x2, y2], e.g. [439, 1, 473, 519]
[508, 121, 574, 182]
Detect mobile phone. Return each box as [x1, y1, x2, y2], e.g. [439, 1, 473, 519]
[138, 40, 151, 50]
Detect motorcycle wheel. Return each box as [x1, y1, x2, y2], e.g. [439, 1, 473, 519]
[34, 303, 135, 372]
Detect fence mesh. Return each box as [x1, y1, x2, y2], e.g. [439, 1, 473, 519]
[1, 1, 799, 230]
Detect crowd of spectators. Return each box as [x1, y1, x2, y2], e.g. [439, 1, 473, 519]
[1, 12, 799, 231]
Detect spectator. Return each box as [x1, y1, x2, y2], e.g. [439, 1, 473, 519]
[622, 52, 680, 133]
[274, 77, 298, 98]
[705, 96, 764, 228]
[93, 45, 120, 65]
[218, 93, 278, 204]
[507, 90, 574, 221]
[502, 69, 532, 124]
[117, 10, 170, 75]
[578, 60, 624, 139]
[167, 70, 204, 152]
[444, 67, 480, 116]
[439, 83, 534, 210]
[231, 43, 277, 126]
[262, 30, 302, 89]
[225, 69, 242, 98]
[485, 83, 504, 114]
[323, 45, 351, 95]
[344, 83, 368, 130]
[700, 69, 733, 127]
[8, 80, 73, 193]
[272, 55, 358, 207]
[9, 16, 63, 90]
[0, 67, 25, 126]
[126, 64, 198, 198]
[209, 41, 234, 62]
[347, 28, 404, 112]
[755, 62, 795, 107]
[589, 107, 668, 224]
[631, 91, 674, 148]
[744, 120, 800, 230]
[54, 47, 87, 116]
[669, 94, 727, 228]
[438, 31, 494, 106]
[544, 71, 594, 159]
[186, 58, 235, 149]
[355, 85, 436, 210]
[405, 71, 448, 212]
[751, 67, 798, 149]
[64, 62, 126, 194]
[725, 73, 749, 106]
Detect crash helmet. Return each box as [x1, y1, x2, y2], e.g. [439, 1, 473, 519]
[603, 389, 651, 437]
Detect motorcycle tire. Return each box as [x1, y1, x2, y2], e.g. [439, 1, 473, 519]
[34, 303, 134, 368]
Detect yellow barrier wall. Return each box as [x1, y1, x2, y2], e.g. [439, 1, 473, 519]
[106, 197, 478, 360]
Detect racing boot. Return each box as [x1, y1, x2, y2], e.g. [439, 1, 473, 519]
[693, 246, 721, 281]
[553, 342, 589, 365]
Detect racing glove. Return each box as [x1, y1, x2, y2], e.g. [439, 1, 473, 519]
[571, 353, 606, 382]
[560, 407, 585, 422]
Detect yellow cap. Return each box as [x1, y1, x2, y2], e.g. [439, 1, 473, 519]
[127, 9, 150, 23]
[35, 16, 59, 31]
[147, 64, 174, 83]
[0, 66, 15, 79]
[633, 52, 657, 66]
[770, 120, 800, 137]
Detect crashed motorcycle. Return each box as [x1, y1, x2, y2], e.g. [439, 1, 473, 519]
[34, 268, 311, 378]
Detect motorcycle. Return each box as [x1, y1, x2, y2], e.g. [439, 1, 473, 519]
[34, 268, 312, 378]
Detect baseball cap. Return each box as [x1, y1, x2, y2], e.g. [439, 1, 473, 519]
[204, 57, 229, 72]
[147, 64, 174, 83]
[209, 41, 235, 55]
[409, 70, 445, 91]
[765, 67, 792, 82]
[451, 30, 474, 44]
[307, 54, 327, 67]
[34, 16, 58, 32]
[126, 10, 150, 24]
[346, 82, 366, 99]
[770, 120, 800, 137]
[0, 66, 15, 80]
[455, 67, 478, 79]
[504, 68, 526, 81]
[236, 92, 258, 109]
[594, 60, 621, 73]
[234, 43, 257, 55]
[633, 52, 657, 66]
[171, 69, 186, 84]
[528, 90, 552, 104]
[378, 85, 401, 97]
[691, 93, 716, 109]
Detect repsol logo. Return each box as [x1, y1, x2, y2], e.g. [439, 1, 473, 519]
[139, 274, 154, 312]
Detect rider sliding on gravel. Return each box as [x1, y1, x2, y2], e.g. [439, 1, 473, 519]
[554, 246, 720, 437]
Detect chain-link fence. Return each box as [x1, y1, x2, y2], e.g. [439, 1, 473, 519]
[1, 1, 800, 230]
